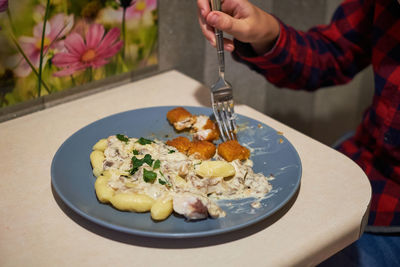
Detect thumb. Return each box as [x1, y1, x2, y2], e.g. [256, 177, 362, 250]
[206, 11, 246, 38]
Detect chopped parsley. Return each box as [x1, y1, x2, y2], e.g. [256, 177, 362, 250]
[132, 149, 139, 155]
[116, 134, 129, 143]
[142, 154, 154, 167]
[158, 171, 171, 186]
[153, 159, 161, 169]
[129, 154, 154, 175]
[136, 137, 154, 145]
[143, 169, 157, 183]
[168, 149, 176, 154]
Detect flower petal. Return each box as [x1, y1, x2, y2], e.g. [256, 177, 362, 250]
[97, 27, 120, 51]
[52, 52, 80, 67]
[64, 32, 86, 56]
[49, 14, 74, 40]
[33, 21, 51, 39]
[86, 24, 105, 49]
[91, 58, 109, 68]
[96, 40, 123, 59]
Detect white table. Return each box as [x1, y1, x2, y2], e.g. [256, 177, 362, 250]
[0, 70, 371, 266]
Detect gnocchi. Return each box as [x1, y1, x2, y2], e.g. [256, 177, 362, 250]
[89, 133, 271, 222]
[195, 160, 236, 178]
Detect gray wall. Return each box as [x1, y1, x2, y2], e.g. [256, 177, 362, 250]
[159, 0, 375, 145]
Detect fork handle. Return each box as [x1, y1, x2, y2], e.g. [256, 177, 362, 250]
[211, 0, 225, 76]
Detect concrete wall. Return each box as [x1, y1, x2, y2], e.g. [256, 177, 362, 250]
[158, 0, 374, 146]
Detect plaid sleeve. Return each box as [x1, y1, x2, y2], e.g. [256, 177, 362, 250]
[232, 0, 373, 90]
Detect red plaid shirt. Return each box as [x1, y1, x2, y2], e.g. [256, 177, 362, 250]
[233, 0, 400, 231]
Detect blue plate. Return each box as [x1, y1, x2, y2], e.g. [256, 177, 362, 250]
[51, 106, 302, 238]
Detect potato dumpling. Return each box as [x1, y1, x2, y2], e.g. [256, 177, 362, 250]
[151, 197, 173, 221]
[110, 193, 155, 212]
[90, 150, 105, 177]
[95, 176, 114, 203]
[217, 140, 250, 162]
[195, 160, 236, 178]
[188, 140, 216, 160]
[172, 175, 187, 188]
[92, 138, 108, 151]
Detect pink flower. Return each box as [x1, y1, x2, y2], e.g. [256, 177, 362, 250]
[13, 13, 74, 77]
[126, 0, 156, 19]
[0, 0, 8, 13]
[52, 24, 123, 77]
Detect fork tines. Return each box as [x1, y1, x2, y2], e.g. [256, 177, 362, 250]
[211, 90, 237, 142]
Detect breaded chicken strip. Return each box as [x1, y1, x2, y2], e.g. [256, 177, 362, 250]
[167, 107, 195, 131]
[192, 115, 220, 141]
[217, 140, 250, 162]
[188, 140, 216, 160]
[166, 136, 192, 154]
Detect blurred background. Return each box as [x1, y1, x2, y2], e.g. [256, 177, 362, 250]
[0, 0, 375, 147]
[158, 0, 375, 146]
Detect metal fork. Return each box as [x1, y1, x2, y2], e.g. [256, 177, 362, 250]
[210, 0, 237, 142]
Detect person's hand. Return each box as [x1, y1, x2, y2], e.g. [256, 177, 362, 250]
[197, 0, 280, 55]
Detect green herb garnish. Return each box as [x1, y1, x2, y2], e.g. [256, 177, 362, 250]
[153, 159, 161, 169]
[133, 149, 139, 155]
[158, 171, 172, 186]
[116, 134, 129, 143]
[142, 154, 154, 167]
[168, 149, 176, 154]
[129, 154, 154, 175]
[143, 169, 157, 183]
[136, 137, 154, 145]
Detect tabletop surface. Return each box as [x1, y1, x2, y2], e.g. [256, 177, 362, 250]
[0, 70, 371, 267]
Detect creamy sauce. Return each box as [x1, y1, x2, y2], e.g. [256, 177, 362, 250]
[101, 135, 272, 219]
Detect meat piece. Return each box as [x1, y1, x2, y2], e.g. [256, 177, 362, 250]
[192, 115, 219, 141]
[188, 140, 216, 160]
[166, 107, 195, 131]
[166, 136, 192, 154]
[173, 193, 208, 220]
[217, 140, 250, 162]
[173, 192, 225, 220]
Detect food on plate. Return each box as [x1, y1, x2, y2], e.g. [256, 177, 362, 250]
[192, 115, 219, 141]
[188, 140, 216, 160]
[90, 134, 272, 221]
[165, 136, 192, 154]
[167, 107, 219, 141]
[167, 107, 195, 131]
[166, 137, 216, 160]
[217, 140, 250, 162]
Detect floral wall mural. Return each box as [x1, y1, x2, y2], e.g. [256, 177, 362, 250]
[0, 0, 158, 109]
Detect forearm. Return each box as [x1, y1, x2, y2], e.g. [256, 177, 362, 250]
[233, 0, 373, 90]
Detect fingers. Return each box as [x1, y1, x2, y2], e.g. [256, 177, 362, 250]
[197, 0, 235, 52]
[206, 11, 248, 41]
[197, 0, 211, 17]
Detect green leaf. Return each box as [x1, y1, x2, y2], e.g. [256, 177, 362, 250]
[143, 169, 157, 183]
[136, 137, 154, 145]
[168, 149, 175, 154]
[158, 171, 171, 186]
[143, 154, 154, 167]
[133, 149, 139, 155]
[116, 134, 129, 143]
[153, 159, 161, 169]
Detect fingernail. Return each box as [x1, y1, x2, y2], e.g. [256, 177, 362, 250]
[208, 13, 218, 26]
[200, 9, 206, 17]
